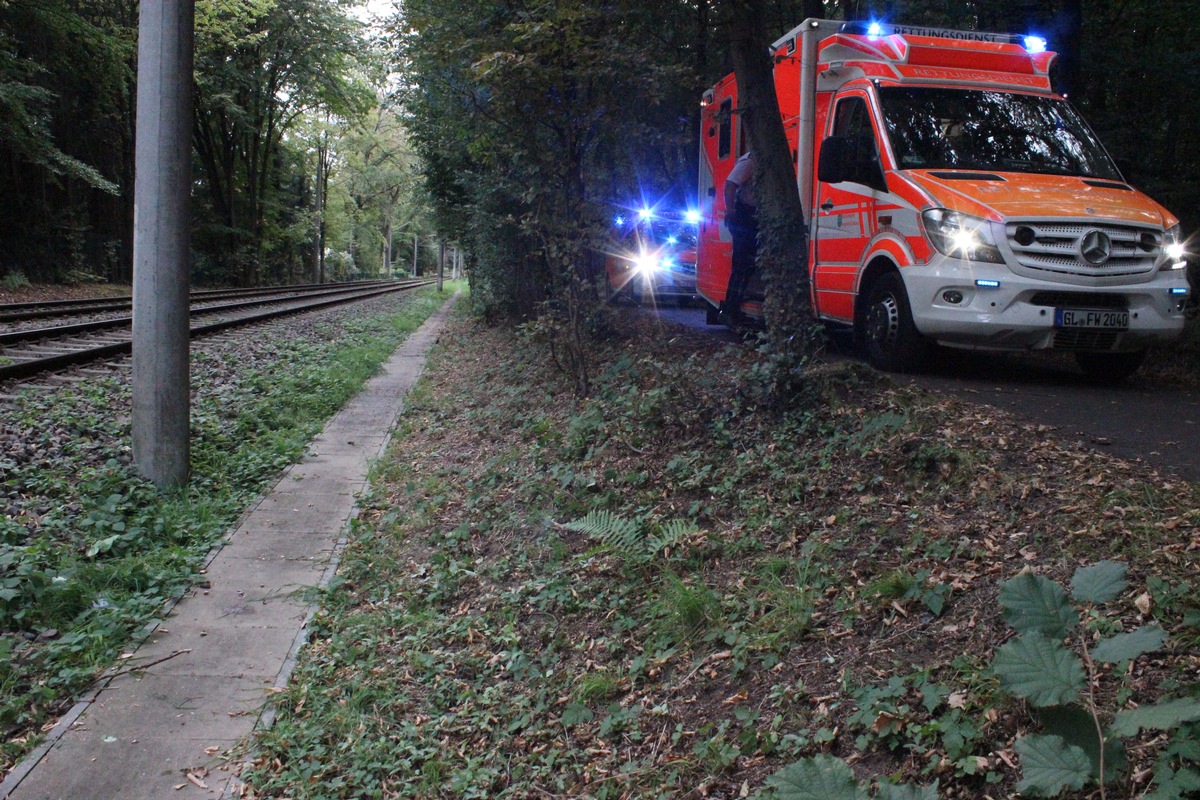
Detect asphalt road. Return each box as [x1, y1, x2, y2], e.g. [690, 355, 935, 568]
[654, 304, 1200, 482]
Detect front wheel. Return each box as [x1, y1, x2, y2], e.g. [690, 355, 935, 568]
[1075, 350, 1146, 382]
[859, 271, 928, 372]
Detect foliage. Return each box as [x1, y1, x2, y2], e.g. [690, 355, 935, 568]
[759, 754, 936, 799]
[993, 562, 1200, 797]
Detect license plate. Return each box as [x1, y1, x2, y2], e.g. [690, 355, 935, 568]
[1054, 308, 1129, 330]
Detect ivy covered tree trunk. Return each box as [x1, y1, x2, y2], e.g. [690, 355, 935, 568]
[726, 0, 820, 404]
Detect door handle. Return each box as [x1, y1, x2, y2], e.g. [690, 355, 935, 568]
[820, 199, 834, 211]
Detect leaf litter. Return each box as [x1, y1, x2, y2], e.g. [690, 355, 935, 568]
[241, 308, 1200, 799]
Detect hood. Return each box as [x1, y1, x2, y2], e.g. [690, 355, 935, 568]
[903, 170, 1176, 229]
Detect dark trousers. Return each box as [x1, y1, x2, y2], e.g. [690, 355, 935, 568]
[726, 201, 757, 315]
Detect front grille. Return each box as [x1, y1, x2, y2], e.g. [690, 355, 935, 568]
[1053, 329, 1120, 351]
[1029, 292, 1129, 309]
[1005, 221, 1160, 279]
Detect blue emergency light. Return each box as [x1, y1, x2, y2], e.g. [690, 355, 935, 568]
[975, 279, 1001, 288]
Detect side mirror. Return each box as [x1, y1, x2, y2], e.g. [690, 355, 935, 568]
[818, 136, 848, 184]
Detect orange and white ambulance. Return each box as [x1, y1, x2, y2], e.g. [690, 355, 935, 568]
[696, 19, 1189, 379]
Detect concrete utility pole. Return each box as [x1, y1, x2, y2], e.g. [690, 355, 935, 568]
[132, 0, 195, 488]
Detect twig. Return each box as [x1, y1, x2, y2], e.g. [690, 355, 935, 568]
[108, 649, 192, 678]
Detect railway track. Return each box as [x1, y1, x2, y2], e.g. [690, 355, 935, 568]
[0, 279, 434, 385]
[0, 279, 397, 325]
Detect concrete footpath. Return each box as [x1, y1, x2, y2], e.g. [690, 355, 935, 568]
[1, 295, 457, 800]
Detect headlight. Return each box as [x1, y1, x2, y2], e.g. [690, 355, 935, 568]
[634, 253, 659, 274]
[921, 209, 1004, 263]
[1164, 224, 1187, 268]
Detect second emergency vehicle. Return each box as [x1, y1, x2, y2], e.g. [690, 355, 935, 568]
[697, 19, 1189, 379]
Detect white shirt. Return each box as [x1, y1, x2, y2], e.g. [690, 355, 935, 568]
[726, 152, 756, 207]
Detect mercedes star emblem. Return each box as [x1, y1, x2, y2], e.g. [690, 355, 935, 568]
[1080, 230, 1112, 265]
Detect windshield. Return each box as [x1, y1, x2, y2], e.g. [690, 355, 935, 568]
[879, 87, 1121, 180]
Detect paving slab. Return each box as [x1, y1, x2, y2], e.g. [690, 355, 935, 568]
[1, 293, 456, 800]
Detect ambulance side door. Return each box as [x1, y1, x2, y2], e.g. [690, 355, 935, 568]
[813, 92, 887, 323]
[697, 94, 738, 304]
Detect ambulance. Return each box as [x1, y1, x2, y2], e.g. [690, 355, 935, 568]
[696, 19, 1190, 379]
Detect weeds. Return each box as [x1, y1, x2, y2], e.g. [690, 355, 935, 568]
[993, 563, 1200, 797]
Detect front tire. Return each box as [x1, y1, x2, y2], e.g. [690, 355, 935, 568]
[860, 271, 928, 372]
[1075, 350, 1146, 382]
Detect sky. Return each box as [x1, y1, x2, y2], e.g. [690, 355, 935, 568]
[350, 0, 396, 24]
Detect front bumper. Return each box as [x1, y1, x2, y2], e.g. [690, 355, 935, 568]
[903, 257, 1189, 353]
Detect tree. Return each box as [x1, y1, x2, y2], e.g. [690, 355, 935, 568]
[339, 103, 427, 277]
[395, 0, 691, 393]
[723, 0, 823, 404]
[191, 0, 372, 286]
[0, 0, 131, 281]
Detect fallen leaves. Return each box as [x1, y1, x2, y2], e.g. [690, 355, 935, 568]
[234, 312, 1200, 800]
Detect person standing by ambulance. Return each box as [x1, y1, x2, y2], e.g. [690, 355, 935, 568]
[722, 149, 756, 323]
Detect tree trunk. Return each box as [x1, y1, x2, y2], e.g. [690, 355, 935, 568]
[383, 220, 393, 277]
[313, 136, 326, 283]
[726, 0, 818, 404]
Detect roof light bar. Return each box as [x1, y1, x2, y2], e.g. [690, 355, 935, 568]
[840, 21, 1048, 50]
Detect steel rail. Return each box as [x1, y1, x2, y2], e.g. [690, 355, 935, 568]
[0, 279, 397, 323]
[0, 281, 423, 347]
[0, 279, 435, 384]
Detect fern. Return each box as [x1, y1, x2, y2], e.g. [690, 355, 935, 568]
[651, 519, 694, 555]
[565, 511, 696, 565]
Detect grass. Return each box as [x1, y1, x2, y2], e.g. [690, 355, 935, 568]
[239, 304, 1200, 798]
[0, 283, 455, 770]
